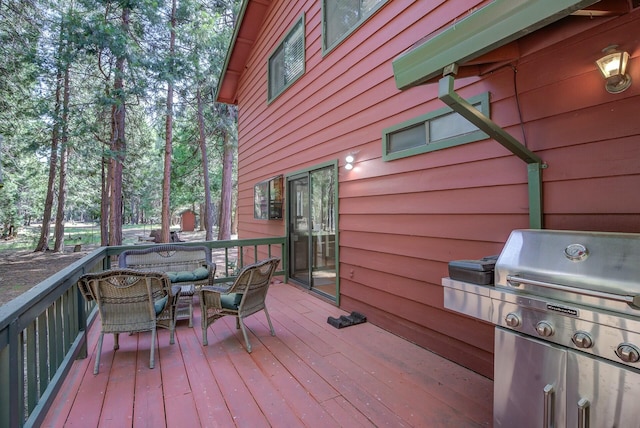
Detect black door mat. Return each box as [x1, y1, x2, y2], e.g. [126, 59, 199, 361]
[327, 311, 367, 329]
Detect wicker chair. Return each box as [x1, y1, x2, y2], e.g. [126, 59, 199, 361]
[78, 269, 179, 374]
[199, 257, 280, 352]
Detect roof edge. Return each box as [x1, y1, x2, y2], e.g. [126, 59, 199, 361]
[215, 0, 251, 104]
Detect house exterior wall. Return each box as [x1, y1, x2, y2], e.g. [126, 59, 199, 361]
[231, 0, 640, 378]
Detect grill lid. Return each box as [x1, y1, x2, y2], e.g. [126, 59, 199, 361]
[494, 229, 640, 314]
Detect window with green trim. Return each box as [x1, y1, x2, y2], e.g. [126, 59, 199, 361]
[382, 92, 490, 161]
[268, 16, 305, 102]
[323, 0, 386, 52]
[254, 176, 283, 220]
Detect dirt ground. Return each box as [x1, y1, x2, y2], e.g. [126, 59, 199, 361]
[0, 228, 207, 307]
[0, 249, 92, 305]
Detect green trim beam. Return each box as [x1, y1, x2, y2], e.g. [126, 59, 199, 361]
[528, 163, 544, 229]
[438, 75, 544, 229]
[392, 0, 600, 90]
[438, 76, 542, 164]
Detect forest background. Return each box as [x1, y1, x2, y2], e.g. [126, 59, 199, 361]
[0, 0, 240, 253]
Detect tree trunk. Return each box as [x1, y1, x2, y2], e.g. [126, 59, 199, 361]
[53, 145, 68, 252]
[100, 153, 109, 246]
[160, 0, 177, 244]
[35, 14, 67, 252]
[108, 6, 130, 247]
[53, 64, 71, 252]
[35, 70, 61, 252]
[108, 101, 124, 246]
[231, 192, 238, 234]
[199, 203, 205, 231]
[196, 85, 214, 240]
[218, 122, 233, 241]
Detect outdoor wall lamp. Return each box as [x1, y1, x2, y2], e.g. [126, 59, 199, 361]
[596, 45, 632, 94]
[345, 155, 354, 170]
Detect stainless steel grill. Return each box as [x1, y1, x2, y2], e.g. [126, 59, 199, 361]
[443, 229, 640, 428]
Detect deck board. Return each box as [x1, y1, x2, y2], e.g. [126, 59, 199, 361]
[43, 282, 493, 427]
[99, 333, 137, 426]
[178, 329, 234, 426]
[132, 331, 166, 428]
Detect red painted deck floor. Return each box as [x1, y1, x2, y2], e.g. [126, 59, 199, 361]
[43, 282, 493, 427]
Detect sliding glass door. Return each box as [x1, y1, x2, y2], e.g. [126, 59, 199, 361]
[288, 165, 336, 300]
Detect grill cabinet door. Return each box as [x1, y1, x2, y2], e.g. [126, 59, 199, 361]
[567, 350, 640, 428]
[494, 327, 567, 428]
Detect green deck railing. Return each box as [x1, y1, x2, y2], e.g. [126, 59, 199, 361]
[0, 237, 286, 428]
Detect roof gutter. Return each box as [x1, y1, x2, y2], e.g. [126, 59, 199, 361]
[438, 71, 546, 229]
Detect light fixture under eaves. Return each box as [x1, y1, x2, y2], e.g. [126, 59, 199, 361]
[596, 45, 632, 94]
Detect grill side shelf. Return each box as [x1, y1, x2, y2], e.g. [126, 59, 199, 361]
[441, 277, 494, 323]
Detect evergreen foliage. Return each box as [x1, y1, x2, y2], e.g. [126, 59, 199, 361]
[0, 0, 239, 244]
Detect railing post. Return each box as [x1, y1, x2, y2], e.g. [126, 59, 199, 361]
[0, 335, 9, 428]
[77, 286, 88, 359]
[5, 319, 21, 428]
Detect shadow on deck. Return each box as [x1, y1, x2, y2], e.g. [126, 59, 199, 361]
[43, 282, 493, 427]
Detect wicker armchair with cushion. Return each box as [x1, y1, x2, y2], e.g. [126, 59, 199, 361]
[78, 269, 180, 374]
[199, 257, 280, 352]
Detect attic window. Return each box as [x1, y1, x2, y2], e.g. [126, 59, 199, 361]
[268, 15, 305, 102]
[323, 0, 387, 52]
[382, 92, 490, 161]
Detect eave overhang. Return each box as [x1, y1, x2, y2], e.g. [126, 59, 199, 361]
[392, 0, 604, 90]
[216, 0, 272, 105]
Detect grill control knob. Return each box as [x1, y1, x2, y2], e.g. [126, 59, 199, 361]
[505, 313, 520, 328]
[616, 344, 640, 363]
[536, 321, 554, 337]
[572, 332, 593, 349]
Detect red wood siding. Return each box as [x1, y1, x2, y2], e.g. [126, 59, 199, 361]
[230, 0, 640, 379]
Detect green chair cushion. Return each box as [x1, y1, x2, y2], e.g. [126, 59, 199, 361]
[154, 295, 168, 315]
[192, 266, 209, 279]
[166, 266, 209, 283]
[220, 293, 243, 310]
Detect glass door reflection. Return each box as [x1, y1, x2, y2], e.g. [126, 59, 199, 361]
[289, 175, 310, 287]
[288, 166, 336, 300]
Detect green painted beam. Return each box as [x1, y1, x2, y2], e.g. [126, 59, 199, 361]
[528, 162, 544, 229]
[438, 75, 543, 164]
[438, 75, 545, 229]
[393, 0, 601, 90]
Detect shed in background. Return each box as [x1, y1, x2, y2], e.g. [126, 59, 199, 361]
[180, 210, 196, 232]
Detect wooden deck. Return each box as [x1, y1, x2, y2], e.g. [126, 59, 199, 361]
[43, 282, 493, 427]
